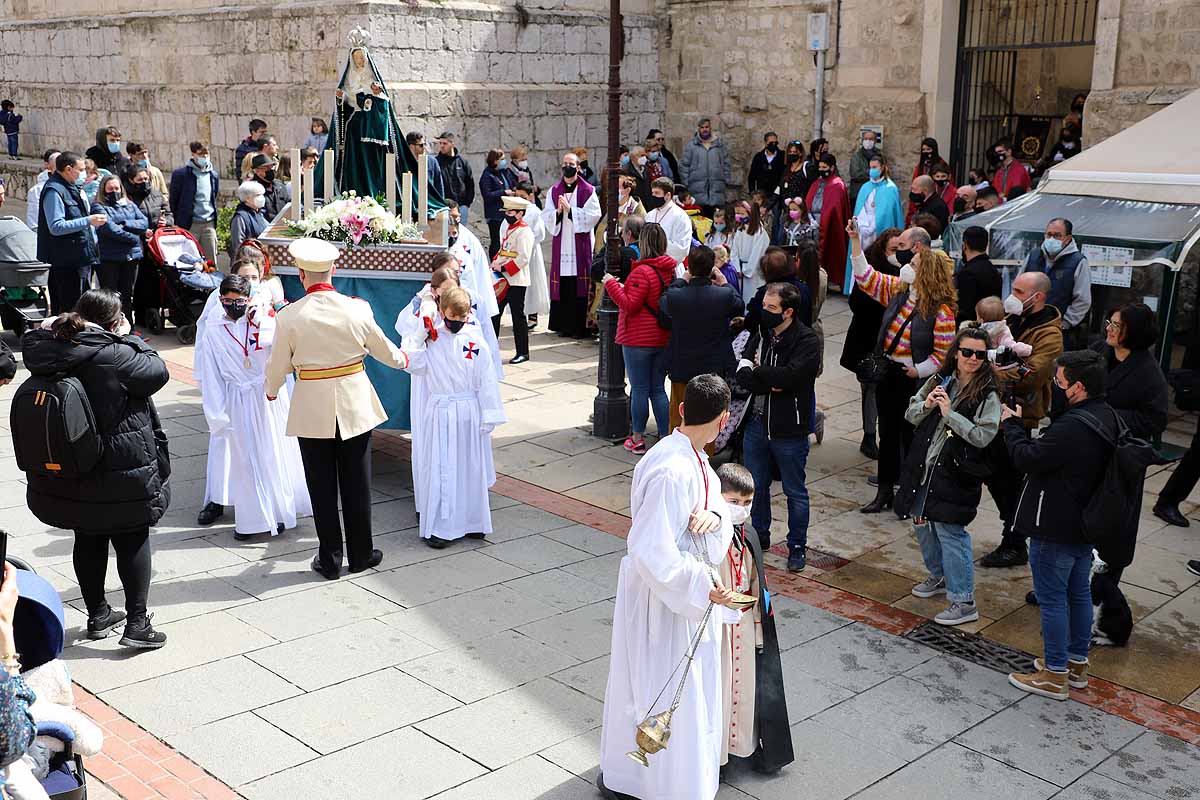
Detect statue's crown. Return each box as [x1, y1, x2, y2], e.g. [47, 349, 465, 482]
[348, 27, 372, 48]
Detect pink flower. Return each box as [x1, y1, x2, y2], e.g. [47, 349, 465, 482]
[343, 213, 370, 245]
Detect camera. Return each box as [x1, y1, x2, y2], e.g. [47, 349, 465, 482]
[990, 346, 1032, 408]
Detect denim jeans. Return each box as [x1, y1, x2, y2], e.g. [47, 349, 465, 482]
[914, 520, 975, 602]
[622, 345, 669, 436]
[5, 133, 16, 157]
[458, 205, 469, 226]
[1029, 537, 1093, 671]
[742, 415, 810, 553]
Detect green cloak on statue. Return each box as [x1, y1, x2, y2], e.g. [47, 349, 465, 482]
[313, 32, 444, 217]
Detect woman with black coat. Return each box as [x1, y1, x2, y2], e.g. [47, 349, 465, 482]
[839, 227, 902, 458]
[123, 165, 173, 326]
[479, 148, 514, 260]
[20, 290, 170, 649]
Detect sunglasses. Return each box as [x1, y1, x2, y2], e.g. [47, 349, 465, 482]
[958, 347, 987, 360]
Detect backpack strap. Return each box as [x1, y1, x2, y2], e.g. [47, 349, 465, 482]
[1073, 407, 1123, 448]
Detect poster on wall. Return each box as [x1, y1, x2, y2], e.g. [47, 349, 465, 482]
[1083, 244, 1135, 288]
[860, 125, 884, 151]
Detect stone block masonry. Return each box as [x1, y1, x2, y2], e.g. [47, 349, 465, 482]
[0, 1, 664, 213]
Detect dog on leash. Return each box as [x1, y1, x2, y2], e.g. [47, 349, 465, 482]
[1023, 553, 1133, 647]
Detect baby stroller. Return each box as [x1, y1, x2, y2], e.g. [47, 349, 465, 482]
[0, 216, 51, 337]
[9, 557, 89, 800]
[142, 226, 221, 344]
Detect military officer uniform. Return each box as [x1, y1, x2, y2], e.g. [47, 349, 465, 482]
[266, 238, 409, 578]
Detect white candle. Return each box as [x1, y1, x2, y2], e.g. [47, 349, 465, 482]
[402, 172, 413, 224]
[323, 148, 335, 200]
[418, 154, 429, 224]
[289, 148, 301, 222]
[385, 157, 396, 216]
[303, 166, 314, 218]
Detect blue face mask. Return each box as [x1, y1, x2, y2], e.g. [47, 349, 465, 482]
[498, 158, 509, 170]
[107, 141, 121, 154]
[136, 159, 149, 168]
[620, 155, 630, 166]
[194, 157, 210, 171]
[868, 167, 882, 181]
[1043, 237, 1064, 258]
[73, 172, 86, 187]
[648, 152, 660, 162]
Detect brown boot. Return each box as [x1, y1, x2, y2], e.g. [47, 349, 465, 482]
[1008, 666, 1069, 700]
[1034, 657, 1088, 689]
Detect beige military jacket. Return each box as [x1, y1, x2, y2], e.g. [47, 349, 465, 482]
[265, 287, 408, 439]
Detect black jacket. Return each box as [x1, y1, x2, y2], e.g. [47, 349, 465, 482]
[621, 163, 655, 211]
[747, 150, 786, 198]
[1095, 345, 1169, 441]
[736, 320, 821, 439]
[589, 244, 639, 284]
[1004, 398, 1116, 544]
[436, 149, 475, 208]
[744, 279, 813, 332]
[84, 128, 131, 176]
[256, 177, 290, 222]
[20, 327, 171, 533]
[659, 278, 744, 382]
[914, 193, 949, 232]
[954, 253, 1002, 325]
[0, 338, 14, 381]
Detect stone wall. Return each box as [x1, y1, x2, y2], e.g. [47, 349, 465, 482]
[0, 1, 663, 209]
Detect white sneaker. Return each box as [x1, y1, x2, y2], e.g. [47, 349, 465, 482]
[911, 576, 947, 598]
[934, 602, 980, 626]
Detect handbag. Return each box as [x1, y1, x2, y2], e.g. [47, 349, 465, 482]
[854, 312, 914, 385]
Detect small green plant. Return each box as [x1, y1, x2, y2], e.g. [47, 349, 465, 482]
[216, 202, 237, 254]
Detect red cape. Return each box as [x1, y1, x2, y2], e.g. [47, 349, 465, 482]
[807, 176, 850, 288]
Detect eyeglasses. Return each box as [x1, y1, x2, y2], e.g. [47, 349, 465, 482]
[219, 299, 248, 308]
[958, 347, 987, 360]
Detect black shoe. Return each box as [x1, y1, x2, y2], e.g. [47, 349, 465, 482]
[86, 606, 127, 640]
[860, 489, 894, 514]
[509, 354, 529, 365]
[197, 502, 224, 526]
[277, 523, 286, 533]
[596, 772, 636, 800]
[787, 550, 807, 572]
[758, 533, 772, 552]
[310, 556, 340, 580]
[348, 549, 384, 573]
[1153, 502, 1190, 528]
[465, 532, 486, 540]
[426, 536, 449, 549]
[979, 545, 1028, 568]
[867, 474, 879, 487]
[1026, 590, 1039, 605]
[1187, 560, 1200, 577]
[119, 615, 167, 649]
[234, 530, 270, 541]
[860, 436, 879, 460]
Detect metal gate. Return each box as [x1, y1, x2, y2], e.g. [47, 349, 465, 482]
[950, 0, 1099, 175]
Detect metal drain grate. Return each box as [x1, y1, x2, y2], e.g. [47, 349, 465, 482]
[905, 621, 1036, 674]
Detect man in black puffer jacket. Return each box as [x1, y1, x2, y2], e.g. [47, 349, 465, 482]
[19, 290, 171, 649]
[736, 282, 821, 573]
[1002, 350, 1114, 701]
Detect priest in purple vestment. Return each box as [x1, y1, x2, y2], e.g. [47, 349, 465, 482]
[542, 151, 602, 338]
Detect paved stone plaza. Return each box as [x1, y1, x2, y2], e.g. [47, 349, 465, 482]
[1, 279, 1199, 798]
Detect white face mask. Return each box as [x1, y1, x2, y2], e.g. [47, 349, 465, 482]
[250, 195, 266, 210]
[862, 139, 875, 151]
[1003, 294, 1026, 316]
[728, 504, 751, 526]
[898, 265, 917, 284]
[637, 156, 648, 167]
[517, 160, 529, 169]
[886, 253, 901, 268]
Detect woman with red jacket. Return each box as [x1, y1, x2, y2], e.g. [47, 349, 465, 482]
[602, 222, 676, 454]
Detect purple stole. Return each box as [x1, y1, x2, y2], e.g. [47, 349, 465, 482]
[549, 179, 594, 300]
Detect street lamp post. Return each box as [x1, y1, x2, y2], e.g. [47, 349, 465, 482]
[593, 0, 630, 441]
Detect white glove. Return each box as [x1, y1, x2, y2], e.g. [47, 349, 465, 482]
[737, 358, 754, 372]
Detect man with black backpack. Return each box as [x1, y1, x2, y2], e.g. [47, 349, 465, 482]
[735, 282, 821, 573]
[1000, 350, 1115, 700]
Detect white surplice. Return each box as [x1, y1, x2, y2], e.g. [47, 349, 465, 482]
[404, 320, 506, 541]
[730, 228, 771, 304]
[646, 201, 694, 267]
[195, 306, 312, 534]
[599, 431, 740, 800]
[504, 203, 550, 315]
[540, 183, 602, 277]
[449, 227, 504, 378]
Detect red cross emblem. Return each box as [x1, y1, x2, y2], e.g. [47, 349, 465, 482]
[463, 342, 479, 360]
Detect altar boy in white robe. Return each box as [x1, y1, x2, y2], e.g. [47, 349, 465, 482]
[447, 201, 501, 348]
[404, 286, 506, 549]
[598, 374, 746, 800]
[196, 275, 312, 540]
[508, 180, 550, 330]
[543, 151, 601, 339]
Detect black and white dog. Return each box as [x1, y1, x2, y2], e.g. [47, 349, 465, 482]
[1023, 553, 1133, 647]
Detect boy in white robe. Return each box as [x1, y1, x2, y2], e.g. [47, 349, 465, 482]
[195, 275, 311, 539]
[404, 286, 506, 548]
[598, 374, 745, 800]
[508, 181, 550, 328]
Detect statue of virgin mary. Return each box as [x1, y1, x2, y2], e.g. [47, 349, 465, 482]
[314, 28, 444, 214]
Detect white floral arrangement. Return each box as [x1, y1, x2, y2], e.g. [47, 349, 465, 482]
[287, 192, 425, 248]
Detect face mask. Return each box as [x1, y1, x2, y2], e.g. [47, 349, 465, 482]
[953, 197, 967, 213]
[194, 157, 210, 170]
[250, 195, 266, 210]
[444, 319, 467, 334]
[130, 182, 149, 197]
[579, 160, 589, 168]
[73, 172, 86, 187]
[248, 279, 261, 292]
[989, 151, 1004, 166]
[886, 253, 901, 268]
[909, 191, 925, 204]
[104, 191, 120, 205]
[786, 153, 800, 164]
[504, 212, 518, 224]
[1061, 140, 1076, 150]
[637, 156, 648, 167]
[650, 151, 665, 163]
[934, 179, 950, 189]
[1049, 382, 1070, 418]
[714, 222, 726, 231]
[513, 160, 525, 169]
[734, 214, 748, 224]
[788, 209, 802, 221]
[1003, 293, 1027, 316]
[1042, 237, 1064, 258]
[1072, 103, 1085, 113]
[868, 167, 882, 181]
[819, 170, 831, 179]
[224, 302, 248, 321]
[107, 141, 120, 154]
[700, 130, 712, 140]
[562, 165, 578, 179]
[921, 151, 934, 162]
[652, 194, 665, 204]
[862, 140, 875, 151]
[136, 158, 149, 168]
[498, 158, 509, 170]
[728, 504, 751, 526]
[898, 265, 917, 284]
[620, 154, 630, 166]
[894, 248, 915, 266]
[761, 309, 785, 329]
[264, 169, 276, 182]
